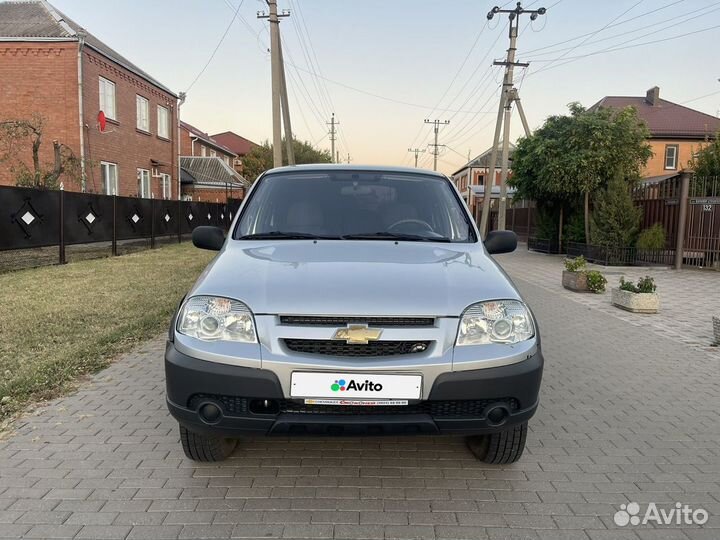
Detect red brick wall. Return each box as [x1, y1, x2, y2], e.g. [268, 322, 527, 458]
[0, 42, 80, 186]
[82, 49, 177, 198]
[181, 186, 245, 203]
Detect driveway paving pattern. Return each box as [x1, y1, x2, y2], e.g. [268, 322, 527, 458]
[0, 250, 718, 539]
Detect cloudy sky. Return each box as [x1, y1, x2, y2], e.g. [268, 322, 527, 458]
[52, 0, 720, 174]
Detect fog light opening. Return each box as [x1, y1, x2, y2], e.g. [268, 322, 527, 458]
[485, 404, 510, 426]
[249, 399, 280, 415]
[198, 402, 223, 424]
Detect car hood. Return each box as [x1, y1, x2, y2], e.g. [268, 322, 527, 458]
[190, 240, 521, 317]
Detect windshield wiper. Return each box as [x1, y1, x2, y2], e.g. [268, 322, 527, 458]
[238, 231, 341, 240]
[341, 232, 452, 242]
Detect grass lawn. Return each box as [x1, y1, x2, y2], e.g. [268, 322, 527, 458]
[0, 242, 214, 424]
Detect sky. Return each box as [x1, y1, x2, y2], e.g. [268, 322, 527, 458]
[51, 0, 720, 175]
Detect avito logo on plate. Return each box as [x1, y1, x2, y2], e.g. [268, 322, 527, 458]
[331, 378, 383, 392]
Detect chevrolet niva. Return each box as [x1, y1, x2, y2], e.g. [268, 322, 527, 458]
[166, 165, 542, 463]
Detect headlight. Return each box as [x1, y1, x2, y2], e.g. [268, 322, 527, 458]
[177, 296, 257, 343]
[456, 300, 534, 346]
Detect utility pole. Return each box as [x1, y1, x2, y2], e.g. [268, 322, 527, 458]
[278, 34, 295, 164]
[258, 1, 290, 168]
[327, 113, 338, 163]
[479, 2, 545, 237]
[346, 153, 351, 164]
[424, 119, 450, 171]
[408, 148, 426, 168]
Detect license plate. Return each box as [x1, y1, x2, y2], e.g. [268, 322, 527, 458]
[291, 372, 422, 399]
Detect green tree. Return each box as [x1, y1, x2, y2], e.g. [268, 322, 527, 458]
[242, 138, 332, 182]
[689, 133, 720, 178]
[590, 172, 641, 248]
[510, 103, 652, 244]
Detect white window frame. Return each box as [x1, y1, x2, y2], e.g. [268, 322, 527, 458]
[200, 145, 207, 157]
[160, 173, 171, 199]
[664, 144, 678, 170]
[99, 77, 116, 120]
[137, 168, 151, 198]
[157, 105, 170, 139]
[210, 149, 217, 157]
[136, 95, 149, 132]
[101, 161, 118, 195]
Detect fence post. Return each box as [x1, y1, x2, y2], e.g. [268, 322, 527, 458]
[177, 199, 182, 244]
[58, 183, 66, 265]
[111, 195, 117, 256]
[674, 169, 691, 270]
[150, 196, 155, 249]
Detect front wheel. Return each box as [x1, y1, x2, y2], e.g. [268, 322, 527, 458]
[466, 422, 528, 464]
[179, 425, 237, 462]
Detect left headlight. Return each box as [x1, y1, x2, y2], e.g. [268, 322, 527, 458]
[456, 300, 534, 346]
[177, 296, 257, 343]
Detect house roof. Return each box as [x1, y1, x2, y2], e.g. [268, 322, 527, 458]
[592, 88, 720, 139]
[210, 131, 260, 156]
[181, 122, 237, 157]
[180, 157, 249, 188]
[0, 0, 176, 96]
[451, 143, 516, 177]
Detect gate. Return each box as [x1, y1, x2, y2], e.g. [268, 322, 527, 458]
[684, 176, 720, 270]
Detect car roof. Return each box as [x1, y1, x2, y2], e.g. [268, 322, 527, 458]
[262, 164, 448, 178]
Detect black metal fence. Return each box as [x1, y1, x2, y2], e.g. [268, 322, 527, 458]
[527, 237, 563, 254]
[565, 242, 675, 267]
[0, 185, 243, 271]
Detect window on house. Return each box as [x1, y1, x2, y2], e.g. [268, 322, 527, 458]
[101, 162, 118, 195]
[137, 169, 151, 198]
[210, 149, 217, 157]
[223, 155, 230, 165]
[664, 145, 679, 170]
[157, 105, 170, 139]
[161, 173, 171, 199]
[136, 95, 149, 131]
[200, 146, 207, 157]
[99, 77, 116, 120]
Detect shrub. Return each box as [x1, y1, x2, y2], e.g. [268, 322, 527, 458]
[564, 255, 587, 273]
[619, 275, 657, 293]
[591, 172, 642, 247]
[586, 270, 607, 293]
[636, 223, 666, 250]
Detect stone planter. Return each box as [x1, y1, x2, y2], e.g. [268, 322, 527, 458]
[562, 270, 588, 292]
[713, 316, 720, 345]
[611, 288, 660, 314]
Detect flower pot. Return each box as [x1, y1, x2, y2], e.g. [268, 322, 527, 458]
[611, 288, 660, 314]
[562, 270, 588, 292]
[713, 316, 720, 345]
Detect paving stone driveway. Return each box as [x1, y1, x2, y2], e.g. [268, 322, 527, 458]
[1, 252, 719, 539]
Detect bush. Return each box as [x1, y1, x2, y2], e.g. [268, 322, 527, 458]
[564, 255, 587, 273]
[591, 172, 642, 247]
[619, 275, 657, 293]
[636, 223, 666, 250]
[586, 270, 607, 293]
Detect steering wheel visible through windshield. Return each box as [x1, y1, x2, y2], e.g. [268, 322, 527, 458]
[234, 170, 475, 243]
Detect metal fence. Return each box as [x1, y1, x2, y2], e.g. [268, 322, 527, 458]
[0, 185, 243, 272]
[565, 242, 675, 267]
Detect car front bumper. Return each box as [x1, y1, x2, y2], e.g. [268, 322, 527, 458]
[165, 341, 543, 437]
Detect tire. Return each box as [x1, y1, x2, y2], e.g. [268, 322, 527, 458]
[466, 422, 528, 464]
[179, 425, 237, 462]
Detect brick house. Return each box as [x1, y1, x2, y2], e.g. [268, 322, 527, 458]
[593, 86, 720, 180]
[210, 131, 260, 174]
[0, 0, 178, 198]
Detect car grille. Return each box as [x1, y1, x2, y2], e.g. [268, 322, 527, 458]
[188, 394, 519, 417]
[279, 316, 435, 327]
[283, 339, 432, 357]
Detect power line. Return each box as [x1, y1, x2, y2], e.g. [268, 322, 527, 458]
[186, 0, 245, 92]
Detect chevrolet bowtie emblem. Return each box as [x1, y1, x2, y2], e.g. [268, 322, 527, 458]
[333, 324, 383, 345]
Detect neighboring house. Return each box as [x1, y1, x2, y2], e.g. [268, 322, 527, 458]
[210, 131, 260, 174]
[180, 121, 236, 166]
[0, 0, 179, 199]
[180, 157, 249, 203]
[593, 86, 720, 180]
[451, 144, 516, 218]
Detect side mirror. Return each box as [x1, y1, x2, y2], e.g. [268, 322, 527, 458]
[192, 226, 225, 251]
[484, 230, 517, 255]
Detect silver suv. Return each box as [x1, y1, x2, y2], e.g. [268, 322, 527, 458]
[165, 165, 542, 463]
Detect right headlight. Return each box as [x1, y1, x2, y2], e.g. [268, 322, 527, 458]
[177, 295, 257, 343]
[456, 300, 534, 346]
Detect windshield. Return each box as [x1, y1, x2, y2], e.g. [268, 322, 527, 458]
[234, 171, 475, 242]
